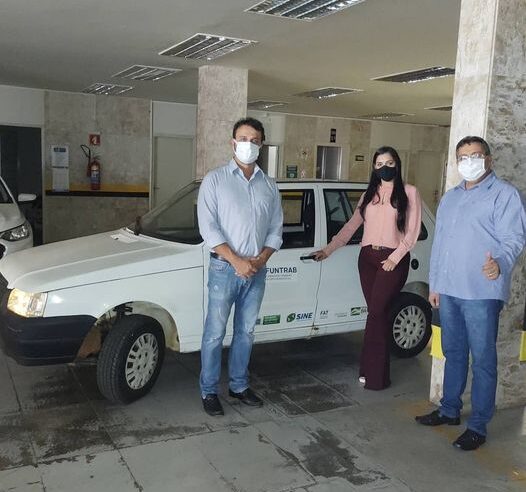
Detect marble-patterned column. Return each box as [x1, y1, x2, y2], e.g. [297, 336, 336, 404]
[430, 0, 526, 408]
[195, 66, 248, 178]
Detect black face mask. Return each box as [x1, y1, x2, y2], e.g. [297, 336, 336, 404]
[374, 165, 397, 181]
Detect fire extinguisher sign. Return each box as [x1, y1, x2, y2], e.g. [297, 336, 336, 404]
[89, 133, 101, 146]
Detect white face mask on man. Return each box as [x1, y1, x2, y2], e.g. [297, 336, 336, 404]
[458, 157, 486, 181]
[234, 141, 260, 165]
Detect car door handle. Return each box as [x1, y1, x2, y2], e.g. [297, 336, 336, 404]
[300, 254, 317, 261]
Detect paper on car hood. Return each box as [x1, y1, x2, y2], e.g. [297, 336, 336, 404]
[0, 228, 203, 292]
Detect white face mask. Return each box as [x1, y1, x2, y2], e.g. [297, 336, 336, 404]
[234, 141, 260, 164]
[458, 157, 486, 181]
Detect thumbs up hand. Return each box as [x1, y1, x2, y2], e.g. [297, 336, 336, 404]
[482, 252, 500, 280]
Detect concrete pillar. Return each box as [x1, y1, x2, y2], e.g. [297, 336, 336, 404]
[195, 65, 248, 178]
[430, 0, 526, 408]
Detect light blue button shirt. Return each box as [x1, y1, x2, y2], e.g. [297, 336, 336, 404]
[197, 160, 283, 257]
[429, 171, 526, 302]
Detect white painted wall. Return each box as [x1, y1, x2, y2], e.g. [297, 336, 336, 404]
[0, 85, 45, 127]
[152, 101, 197, 136]
[247, 110, 286, 144]
[370, 120, 412, 151]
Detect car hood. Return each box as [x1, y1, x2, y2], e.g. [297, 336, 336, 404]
[0, 203, 25, 232]
[0, 228, 204, 292]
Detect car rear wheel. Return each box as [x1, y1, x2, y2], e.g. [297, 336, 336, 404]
[97, 314, 165, 403]
[389, 292, 432, 358]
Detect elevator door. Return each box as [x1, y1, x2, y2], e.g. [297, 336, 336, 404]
[316, 146, 341, 180]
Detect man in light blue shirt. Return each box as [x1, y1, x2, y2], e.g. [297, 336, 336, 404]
[416, 136, 526, 450]
[197, 117, 283, 416]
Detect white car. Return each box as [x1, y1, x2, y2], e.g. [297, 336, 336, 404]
[0, 181, 434, 403]
[0, 177, 34, 257]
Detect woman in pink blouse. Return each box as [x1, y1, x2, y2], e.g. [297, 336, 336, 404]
[313, 146, 422, 390]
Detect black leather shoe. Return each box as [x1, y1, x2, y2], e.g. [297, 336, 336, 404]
[202, 394, 224, 416]
[453, 429, 486, 451]
[415, 409, 460, 426]
[228, 388, 263, 407]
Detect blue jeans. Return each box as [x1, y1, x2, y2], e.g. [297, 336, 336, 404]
[200, 257, 266, 397]
[439, 294, 503, 435]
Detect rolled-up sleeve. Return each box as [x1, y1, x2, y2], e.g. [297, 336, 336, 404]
[388, 186, 422, 265]
[264, 182, 283, 251]
[197, 174, 227, 250]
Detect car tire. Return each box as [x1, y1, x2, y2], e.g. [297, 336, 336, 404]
[96, 314, 165, 403]
[389, 292, 432, 358]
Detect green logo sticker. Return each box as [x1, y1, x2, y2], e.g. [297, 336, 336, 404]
[262, 315, 281, 325]
[350, 306, 367, 316]
[287, 313, 296, 322]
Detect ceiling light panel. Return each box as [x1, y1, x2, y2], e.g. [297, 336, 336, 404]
[159, 33, 257, 61]
[248, 100, 288, 110]
[372, 67, 455, 84]
[294, 87, 363, 99]
[359, 112, 414, 120]
[247, 0, 365, 21]
[425, 105, 453, 111]
[82, 83, 133, 95]
[113, 65, 182, 81]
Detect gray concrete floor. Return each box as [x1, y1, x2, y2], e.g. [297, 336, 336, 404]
[1, 332, 525, 492]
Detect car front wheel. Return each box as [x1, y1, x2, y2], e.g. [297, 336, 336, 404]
[389, 292, 432, 358]
[97, 314, 165, 403]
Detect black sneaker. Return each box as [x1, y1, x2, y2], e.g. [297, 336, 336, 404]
[415, 409, 460, 426]
[453, 429, 486, 451]
[202, 394, 224, 416]
[228, 388, 263, 407]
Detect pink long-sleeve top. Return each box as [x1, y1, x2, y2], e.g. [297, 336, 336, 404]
[323, 183, 422, 265]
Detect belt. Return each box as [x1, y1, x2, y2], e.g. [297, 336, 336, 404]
[210, 252, 230, 263]
[371, 245, 390, 250]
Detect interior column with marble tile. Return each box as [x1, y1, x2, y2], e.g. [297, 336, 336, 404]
[430, 0, 526, 408]
[195, 66, 248, 178]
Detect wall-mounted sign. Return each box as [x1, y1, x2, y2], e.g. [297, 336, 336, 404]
[89, 133, 101, 146]
[355, 155, 365, 162]
[51, 145, 70, 192]
[330, 128, 337, 143]
[286, 165, 298, 179]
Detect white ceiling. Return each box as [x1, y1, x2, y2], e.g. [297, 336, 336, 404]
[0, 0, 461, 125]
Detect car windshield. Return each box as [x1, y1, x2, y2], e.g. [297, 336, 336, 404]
[128, 182, 203, 244]
[0, 179, 13, 204]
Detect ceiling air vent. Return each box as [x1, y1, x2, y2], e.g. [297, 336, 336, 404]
[248, 100, 288, 110]
[82, 83, 133, 95]
[113, 65, 182, 81]
[359, 112, 414, 120]
[159, 33, 257, 61]
[425, 105, 453, 111]
[294, 87, 363, 99]
[247, 0, 365, 21]
[372, 66, 455, 84]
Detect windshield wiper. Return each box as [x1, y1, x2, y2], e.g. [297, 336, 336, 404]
[134, 215, 142, 236]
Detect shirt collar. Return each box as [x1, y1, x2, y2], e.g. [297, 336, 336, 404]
[228, 158, 262, 179]
[458, 170, 496, 191]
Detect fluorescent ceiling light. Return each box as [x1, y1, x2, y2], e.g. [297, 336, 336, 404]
[247, 0, 365, 21]
[248, 100, 288, 110]
[294, 87, 363, 99]
[159, 33, 257, 61]
[112, 65, 182, 81]
[359, 112, 414, 120]
[372, 66, 455, 84]
[82, 83, 133, 95]
[425, 105, 452, 111]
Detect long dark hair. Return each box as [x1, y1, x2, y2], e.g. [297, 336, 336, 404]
[359, 146, 408, 233]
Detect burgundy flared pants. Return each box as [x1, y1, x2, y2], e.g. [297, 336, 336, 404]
[358, 245, 409, 390]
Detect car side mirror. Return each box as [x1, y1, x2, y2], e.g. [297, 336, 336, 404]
[18, 193, 37, 203]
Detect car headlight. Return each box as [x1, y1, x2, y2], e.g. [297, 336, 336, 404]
[1, 221, 31, 241]
[7, 289, 47, 317]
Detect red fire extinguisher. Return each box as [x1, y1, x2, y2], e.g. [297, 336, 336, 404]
[89, 157, 101, 191]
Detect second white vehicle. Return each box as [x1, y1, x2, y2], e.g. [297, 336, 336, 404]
[0, 181, 434, 403]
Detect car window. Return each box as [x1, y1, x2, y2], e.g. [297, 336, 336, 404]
[281, 189, 315, 249]
[131, 182, 203, 244]
[0, 180, 13, 204]
[324, 188, 429, 244]
[324, 189, 364, 245]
